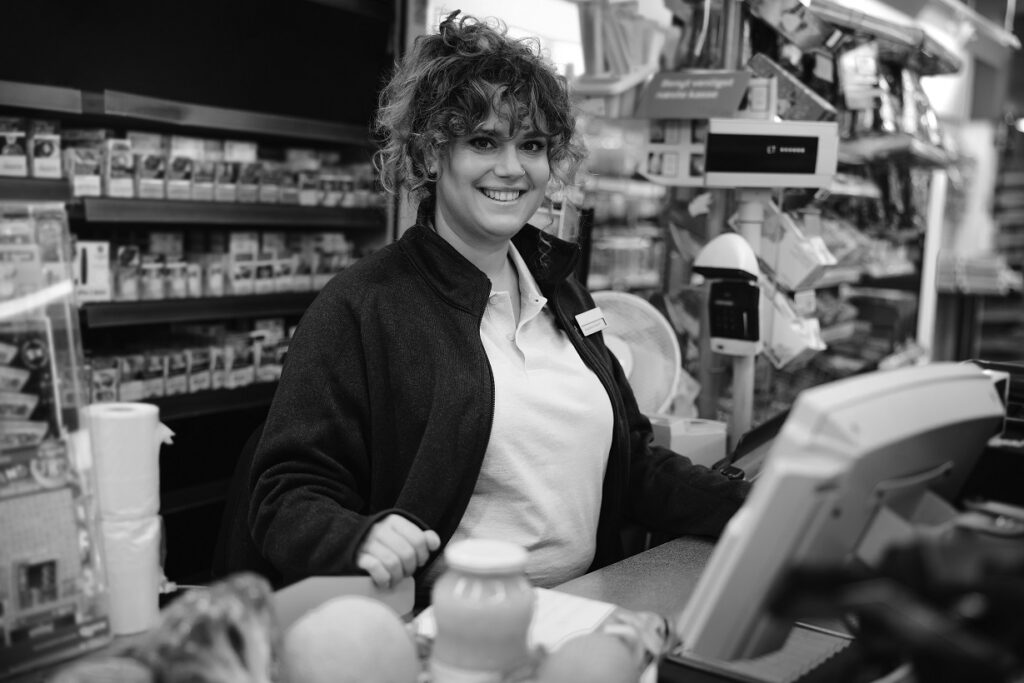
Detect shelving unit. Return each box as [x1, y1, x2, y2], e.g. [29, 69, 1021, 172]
[0, 0, 396, 586]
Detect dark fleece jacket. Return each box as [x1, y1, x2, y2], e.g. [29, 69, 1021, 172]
[247, 223, 750, 591]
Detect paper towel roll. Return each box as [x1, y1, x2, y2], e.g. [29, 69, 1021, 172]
[101, 515, 163, 635]
[85, 403, 174, 519]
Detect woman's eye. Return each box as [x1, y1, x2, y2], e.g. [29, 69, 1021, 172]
[468, 137, 495, 150]
[522, 139, 548, 153]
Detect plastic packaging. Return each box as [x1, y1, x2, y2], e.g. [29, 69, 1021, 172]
[429, 539, 535, 682]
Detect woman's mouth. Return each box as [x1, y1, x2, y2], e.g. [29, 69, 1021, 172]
[480, 188, 524, 202]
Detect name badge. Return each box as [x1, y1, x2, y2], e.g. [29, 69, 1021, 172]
[575, 307, 607, 336]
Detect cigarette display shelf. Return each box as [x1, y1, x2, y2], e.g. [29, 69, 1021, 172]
[0, 177, 73, 202]
[79, 292, 319, 329]
[151, 383, 278, 422]
[68, 197, 385, 229]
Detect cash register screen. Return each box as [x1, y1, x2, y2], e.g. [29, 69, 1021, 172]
[675, 362, 1005, 662]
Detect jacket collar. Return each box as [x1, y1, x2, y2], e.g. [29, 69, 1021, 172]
[397, 224, 581, 311]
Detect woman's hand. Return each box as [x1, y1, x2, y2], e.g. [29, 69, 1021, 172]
[356, 514, 441, 588]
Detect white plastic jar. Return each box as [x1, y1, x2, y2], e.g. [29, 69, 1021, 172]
[429, 539, 535, 682]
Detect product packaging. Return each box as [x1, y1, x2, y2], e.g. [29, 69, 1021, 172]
[129, 131, 168, 199]
[747, 54, 838, 121]
[192, 139, 223, 202]
[72, 240, 112, 302]
[185, 346, 212, 393]
[102, 139, 135, 198]
[63, 129, 107, 197]
[166, 136, 201, 201]
[28, 120, 62, 179]
[0, 117, 29, 177]
[114, 245, 142, 301]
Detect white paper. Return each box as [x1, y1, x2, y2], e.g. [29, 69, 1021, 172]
[414, 587, 617, 651]
[85, 402, 174, 519]
[101, 515, 162, 635]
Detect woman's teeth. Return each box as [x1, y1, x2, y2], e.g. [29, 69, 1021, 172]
[481, 189, 521, 202]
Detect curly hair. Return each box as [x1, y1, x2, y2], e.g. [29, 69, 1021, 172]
[373, 12, 587, 214]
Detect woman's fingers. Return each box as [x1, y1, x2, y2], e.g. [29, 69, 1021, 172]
[358, 514, 441, 586]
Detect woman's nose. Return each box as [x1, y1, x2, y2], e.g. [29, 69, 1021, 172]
[494, 143, 525, 177]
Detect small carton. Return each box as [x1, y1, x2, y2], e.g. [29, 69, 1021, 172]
[213, 159, 239, 202]
[88, 356, 119, 403]
[28, 120, 62, 179]
[209, 344, 229, 390]
[185, 346, 212, 393]
[203, 254, 228, 297]
[117, 353, 147, 401]
[229, 252, 255, 295]
[253, 252, 276, 295]
[129, 131, 168, 199]
[0, 117, 28, 178]
[192, 139, 222, 202]
[226, 140, 259, 202]
[165, 261, 188, 299]
[102, 139, 135, 198]
[114, 245, 142, 301]
[185, 262, 203, 297]
[167, 136, 202, 200]
[72, 240, 112, 303]
[140, 256, 167, 300]
[63, 129, 107, 197]
[164, 349, 189, 396]
[747, 53, 838, 121]
[142, 352, 167, 399]
[279, 166, 300, 205]
[257, 161, 282, 204]
[225, 334, 256, 389]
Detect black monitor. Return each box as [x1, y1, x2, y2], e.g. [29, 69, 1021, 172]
[675, 362, 1005, 661]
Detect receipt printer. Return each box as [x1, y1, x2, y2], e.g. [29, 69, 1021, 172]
[694, 233, 762, 356]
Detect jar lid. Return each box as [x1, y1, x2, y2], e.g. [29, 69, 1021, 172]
[444, 539, 528, 575]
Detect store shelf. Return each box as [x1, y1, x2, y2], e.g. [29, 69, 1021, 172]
[80, 292, 318, 328]
[0, 79, 83, 114]
[807, 0, 962, 75]
[839, 135, 953, 167]
[86, 89, 373, 146]
[0, 177, 73, 202]
[153, 383, 278, 421]
[72, 197, 385, 228]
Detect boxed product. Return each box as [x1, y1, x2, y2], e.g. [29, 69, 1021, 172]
[165, 261, 188, 299]
[732, 202, 837, 292]
[253, 252, 276, 295]
[747, 53, 838, 121]
[213, 158, 239, 202]
[185, 346, 212, 393]
[102, 139, 135, 197]
[88, 355, 119, 403]
[224, 334, 255, 389]
[114, 245, 142, 301]
[164, 349, 189, 396]
[185, 262, 203, 297]
[117, 353, 147, 401]
[257, 161, 282, 204]
[252, 329, 286, 383]
[142, 351, 167, 398]
[229, 252, 255, 295]
[0, 117, 28, 178]
[745, 0, 836, 51]
[140, 256, 167, 300]
[279, 166, 300, 205]
[202, 255, 227, 297]
[63, 129, 107, 197]
[209, 344, 228, 390]
[167, 136, 202, 200]
[638, 119, 707, 187]
[128, 131, 168, 199]
[28, 120, 62, 179]
[72, 240, 112, 303]
[192, 139, 223, 202]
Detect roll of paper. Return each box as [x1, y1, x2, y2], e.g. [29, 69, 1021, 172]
[101, 515, 163, 635]
[85, 403, 174, 520]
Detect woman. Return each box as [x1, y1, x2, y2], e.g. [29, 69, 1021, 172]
[246, 12, 750, 605]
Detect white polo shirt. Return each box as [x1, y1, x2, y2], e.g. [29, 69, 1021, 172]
[448, 243, 614, 588]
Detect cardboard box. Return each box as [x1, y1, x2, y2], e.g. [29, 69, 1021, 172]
[129, 131, 168, 199]
[102, 139, 135, 197]
[72, 240, 112, 302]
[167, 136, 201, 200]
[28, 120, 62, 179]
[0, 117, 28, 178]
[185, 346, 212, 393]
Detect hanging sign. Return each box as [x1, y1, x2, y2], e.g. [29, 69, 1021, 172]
[635, 70, 750, 120]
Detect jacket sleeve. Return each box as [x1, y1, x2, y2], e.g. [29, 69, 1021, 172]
[611, 352, 752, 538]
[246, 281, 380, 584]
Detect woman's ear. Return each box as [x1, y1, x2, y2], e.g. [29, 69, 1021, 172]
[425, 150, 440, 180]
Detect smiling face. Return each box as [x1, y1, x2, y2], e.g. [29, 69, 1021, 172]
[433, 110, 551, 251]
